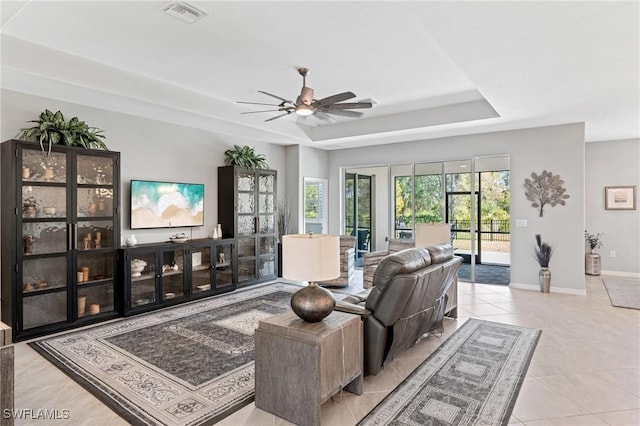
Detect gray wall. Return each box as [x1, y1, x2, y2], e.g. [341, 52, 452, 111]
[585, 139, 640, 276]
[1, 89, 287, 245]
[328, 123, 587, 293]
[284, 145, 329, 234]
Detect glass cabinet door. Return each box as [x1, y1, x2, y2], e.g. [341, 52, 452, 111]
[257, 172, 276, 279]
[191, 246, 213, 294]
[129, 252, 157, 308]
[75, 153, 118, 317]
[160, 248, 185, 300]
[215, 244, 233, 289]
[20, 147, 69, 330]
[236, 237, 256, 283]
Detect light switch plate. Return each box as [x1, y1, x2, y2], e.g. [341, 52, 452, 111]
[516, 219, 527, 227]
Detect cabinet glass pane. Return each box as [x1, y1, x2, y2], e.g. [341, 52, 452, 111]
[161, 250, 184, 299]
[259, 194, 274, 213]
[258, 256, 275, 278]
[21, 150, 66, 184]
[215, 244, 233, 288]
[130, 253, 156, 307]
[23, 291, 67, 329]
[238, 215, 255, 235]
[191, 247, 212, 293]
[22, 186, 66, 218]
[77, 284, 114, 318]
[77, 221, 115, 250]
[237, 238, 255, 258]
[22, 222, 67, 255]
[259, 236, 276, 255]
[22, 256, 67, 293]
[259, 215, 275, 233]
[77, 252, 114, 284]
[259, 174, 274, 192]
[78, 188, 113, 217]
[238, 193, 255, 214]
[237, 173, 255, 191]
[77, 154, 114, 185]
[238, 259, 256, 282]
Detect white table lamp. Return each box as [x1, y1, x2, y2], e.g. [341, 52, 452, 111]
[282, 233, 340, 322]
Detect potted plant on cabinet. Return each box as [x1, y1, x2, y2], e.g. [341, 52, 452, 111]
[534, 234, 554, 293]
[223, 145, 269, 169]
[584, 230, 604, 276]
[18, 109, 108, 155]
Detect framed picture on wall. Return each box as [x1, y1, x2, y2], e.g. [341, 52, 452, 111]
[605, 185, 637, 210]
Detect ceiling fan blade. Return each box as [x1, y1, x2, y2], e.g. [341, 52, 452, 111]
[237, 101, 282, 107]
[315, 91, 356, 106]
[324, 102, 372, 110]
[241, 109, 286, 114]
[313, 112, 334, 122]
[258, 90, 293, 104]
[321, 109, 364, 118]
[265, 112, 291, 122]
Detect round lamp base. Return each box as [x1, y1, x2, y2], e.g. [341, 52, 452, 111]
[290, 282, 336, 322]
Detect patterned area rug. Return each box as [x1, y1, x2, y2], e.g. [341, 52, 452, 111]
[358, 319, 540, 426]
[603, 277, 640, 310]
[29, 282, 301, 426]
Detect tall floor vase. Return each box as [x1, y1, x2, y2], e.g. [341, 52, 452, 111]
[585, 250, 601, 275]
[539, 267, 551, 293]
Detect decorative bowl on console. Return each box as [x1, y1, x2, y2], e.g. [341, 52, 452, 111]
[131, 259, 147, 277]
[170, 233, 188, 243]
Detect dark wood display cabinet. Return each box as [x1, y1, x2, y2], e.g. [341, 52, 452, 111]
[218, 166, 277, 286]
[119, 238, 235, 316]
[1, 140, 120, 342]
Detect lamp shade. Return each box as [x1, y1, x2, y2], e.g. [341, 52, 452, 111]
[415, 223, 451, 247]
[282, 234, 340, 282]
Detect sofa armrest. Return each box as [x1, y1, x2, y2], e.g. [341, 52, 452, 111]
[335, 301, 372, 319]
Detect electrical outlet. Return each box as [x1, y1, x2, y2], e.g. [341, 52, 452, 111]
[610, 250, 616, 258]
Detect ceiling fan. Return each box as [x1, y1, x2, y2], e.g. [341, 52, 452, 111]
[237, 68, 373, 122]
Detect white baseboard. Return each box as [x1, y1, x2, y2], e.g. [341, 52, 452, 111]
[509, 282, 587, 296]
[601, 270, 640, 279]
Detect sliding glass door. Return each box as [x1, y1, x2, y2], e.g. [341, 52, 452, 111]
[345, 172, 372, 260]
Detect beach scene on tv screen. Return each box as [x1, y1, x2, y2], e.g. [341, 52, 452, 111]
[131, 181, 204, 228]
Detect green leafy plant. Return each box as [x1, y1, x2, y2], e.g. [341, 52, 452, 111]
[18, 109, 108, 155]
[534, 234, 554, 267]
[223, 145, 269, 169]
[585, 230, 604, 250]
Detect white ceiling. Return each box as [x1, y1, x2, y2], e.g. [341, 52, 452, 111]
[1, 1, 638, 149]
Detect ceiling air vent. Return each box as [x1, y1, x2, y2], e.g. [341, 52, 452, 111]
[162, 1, 209, 24]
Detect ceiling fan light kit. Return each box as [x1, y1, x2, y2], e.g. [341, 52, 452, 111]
[237, 68, 372, 122]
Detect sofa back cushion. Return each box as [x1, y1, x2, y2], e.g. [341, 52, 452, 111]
[426, 243, 454, 264]
[366, 248, 431, 314]
[388, 238, 415, 254]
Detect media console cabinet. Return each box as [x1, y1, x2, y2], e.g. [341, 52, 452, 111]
[118, 238, 235, 316]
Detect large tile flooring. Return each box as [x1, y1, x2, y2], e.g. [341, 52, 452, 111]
[10, 275, 640, 425]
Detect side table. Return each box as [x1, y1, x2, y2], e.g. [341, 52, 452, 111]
[255, 310, 363, 426]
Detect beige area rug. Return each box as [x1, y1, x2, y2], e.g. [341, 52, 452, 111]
[602, 277, 640, 310]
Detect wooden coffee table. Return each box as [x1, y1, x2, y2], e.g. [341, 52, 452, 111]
[255, 310, 363, 426]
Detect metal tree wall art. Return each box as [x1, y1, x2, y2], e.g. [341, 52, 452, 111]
[524, 170, 570, 217]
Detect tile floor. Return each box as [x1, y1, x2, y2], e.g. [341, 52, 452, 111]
[9, 274, 640, 425]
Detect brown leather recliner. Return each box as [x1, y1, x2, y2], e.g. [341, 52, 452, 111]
[335, 244, 462, 376]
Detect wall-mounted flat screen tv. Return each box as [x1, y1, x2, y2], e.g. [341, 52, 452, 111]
[130, 180, 204, 229]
